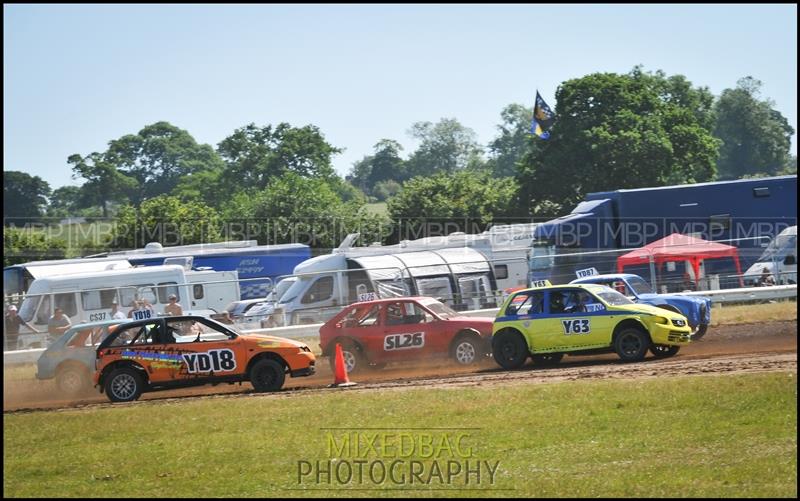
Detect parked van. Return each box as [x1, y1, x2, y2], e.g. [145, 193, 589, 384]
[743, 225, 797, 285]
[15, 265, 239, 349]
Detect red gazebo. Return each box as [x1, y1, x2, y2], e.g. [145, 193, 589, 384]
[616, 233, 744, 288]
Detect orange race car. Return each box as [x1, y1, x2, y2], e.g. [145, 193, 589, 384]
[94, 315, 315, 402]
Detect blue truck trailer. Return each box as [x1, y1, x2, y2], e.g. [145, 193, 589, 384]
[529, 175, 797, 288]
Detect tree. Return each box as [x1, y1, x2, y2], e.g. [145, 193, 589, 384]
[486, 104, 541, 178]
[68, 153, 138, 218]
[517, 67, 720, 217]
[405, 119, 485, 177]
[217, 123, 341, 192]
[387, 171, 520, 239]
[110, 196, 222, 250]
[3, 227, 67, 266]
[46, 185, 83, 218]
[3, 171, 51, 226]
[346, 139, 407, 197]
[221, 173, 389, 249]
[713, 76, 795, 180]
[104, 122, 226, 205]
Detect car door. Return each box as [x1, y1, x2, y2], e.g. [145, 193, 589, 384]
[164, 317, 247, 381]
[379, 300, 431, 361]
[505, 290, 555, 353]
[104, 319, 179, 384]
[542, 289, 615, 351]
[334, 304, 384, 361]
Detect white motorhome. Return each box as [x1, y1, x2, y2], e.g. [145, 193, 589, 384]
[269, 230, 534, 326]
[743, 226, 797, 285]
[14, 265, 239, 349]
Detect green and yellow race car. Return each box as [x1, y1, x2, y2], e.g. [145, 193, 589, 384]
[491, 281, 693, 369]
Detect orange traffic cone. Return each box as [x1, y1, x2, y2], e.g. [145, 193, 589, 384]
[329, 343, 357, 388]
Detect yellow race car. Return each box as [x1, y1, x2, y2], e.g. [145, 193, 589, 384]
[492, 281, 693, 369]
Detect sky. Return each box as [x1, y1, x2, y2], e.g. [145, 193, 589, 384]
[4, 4, 798, 190]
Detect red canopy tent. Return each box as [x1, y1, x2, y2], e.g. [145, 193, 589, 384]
[616, 233, 744, 288]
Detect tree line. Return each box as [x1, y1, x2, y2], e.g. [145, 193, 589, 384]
[4, 68, 796, 259]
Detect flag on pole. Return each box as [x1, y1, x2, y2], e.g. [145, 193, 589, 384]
[531, 91, 555, 139]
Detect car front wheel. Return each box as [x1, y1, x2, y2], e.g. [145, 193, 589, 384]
[614, 328, 650, 362]
[56, 366, 91, 396]
[250, 359, 286, 392]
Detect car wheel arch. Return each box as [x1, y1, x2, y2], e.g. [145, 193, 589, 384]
[325, 336, 365, 358]
[449, 329, 486, 358]
[99, 360, 148, 390]
[245, 352, 288, 376]
[612, 318, 651, 345]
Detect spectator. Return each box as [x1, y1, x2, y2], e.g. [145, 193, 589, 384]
[131, 300, 155, 321]
[759, 267, 776, 287]
[110, 300, 127, 320]
[5, 304, 36, 351]
[48, 307, 72, 343]
[164, 294, 183, 316]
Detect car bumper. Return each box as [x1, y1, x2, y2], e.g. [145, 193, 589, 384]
[291, 362, 315, 378]
[650, 324, 693, 345]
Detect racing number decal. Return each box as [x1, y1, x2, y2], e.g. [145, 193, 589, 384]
[89, 312, 106, 321]
[182, 349, 237, 373]
[384, 332, 425, 351]
[562, 319, 590, 335]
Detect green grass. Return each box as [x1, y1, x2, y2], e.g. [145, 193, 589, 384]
[4, 372, 796, 497]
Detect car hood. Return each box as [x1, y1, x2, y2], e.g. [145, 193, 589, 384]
[447, 316, 494, 331]
[612, 303, 687, 320]
[638, 293, 710, 304]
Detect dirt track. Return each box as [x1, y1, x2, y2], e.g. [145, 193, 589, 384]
[4, 320, 796, 413]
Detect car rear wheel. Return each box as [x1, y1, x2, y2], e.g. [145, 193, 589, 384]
[451, 335, 483, 365]
[492, 330, 529, 370]
[56, 365, 91, 396]
[532, 353, 564, 366]
[250, 359, 286, 392]
[105, 367, 144, 403]
[614, 328, 650, 362]
[650, 344, 680, 358]
[328, 341, 367, 374]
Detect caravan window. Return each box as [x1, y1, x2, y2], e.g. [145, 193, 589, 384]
[55, 293, 77, 317]
[156, 282, 180, 303]
[302, 276, 334, 304]
[118, 285, 156, 308]
[415, 277, 452, 302]
[81, 289, 118, 311]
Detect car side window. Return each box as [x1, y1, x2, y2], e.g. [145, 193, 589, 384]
[507, 291, 544, 316]
[108, 323, 159, 347]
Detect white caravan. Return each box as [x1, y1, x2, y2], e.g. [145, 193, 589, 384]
[269, 228, 535, 326]
[14, 265, 239, 349]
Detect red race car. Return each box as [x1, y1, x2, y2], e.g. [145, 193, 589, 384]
[319, 297, 493, 373]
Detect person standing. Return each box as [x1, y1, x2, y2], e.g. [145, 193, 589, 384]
[110, 301, 127, 320]
[164, 294, 183, 316]
[5, 305, 36, 351]
[47, 307, 72, 344]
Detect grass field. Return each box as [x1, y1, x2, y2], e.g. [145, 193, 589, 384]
[3, 372, 796, 498]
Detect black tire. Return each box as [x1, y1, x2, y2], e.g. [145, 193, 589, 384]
[328, 340, 367, 375]
[614, 328, 651, 362]
[492, 330, 529, 370]
[249, 358, 286, 392]
[692, 324, 708, 340]
[56, 365, 91, 396]
[532, 353, 564, 366]
[104, 367, 144, 403]
[650, 344, 680, 358]
[450, 335, 483, 366]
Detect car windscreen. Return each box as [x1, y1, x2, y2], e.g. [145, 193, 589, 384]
[421, 299, 457, 319]
[594, 289, 634, 306]
[626, 276, 654, 295]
